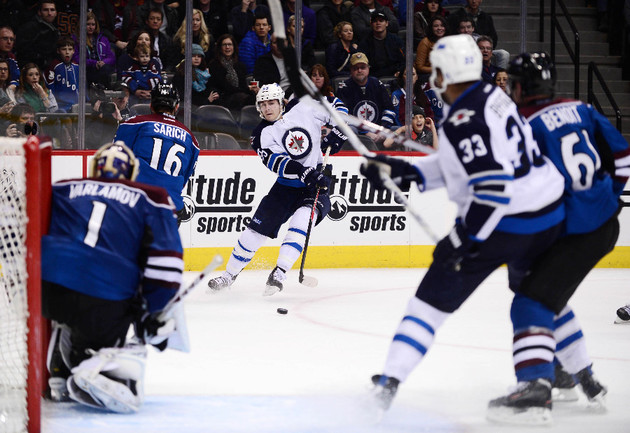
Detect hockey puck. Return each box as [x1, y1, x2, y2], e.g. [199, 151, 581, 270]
[277, 308, 288, 315]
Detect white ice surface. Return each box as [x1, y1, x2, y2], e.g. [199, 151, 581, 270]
[43, 268, 630, 433]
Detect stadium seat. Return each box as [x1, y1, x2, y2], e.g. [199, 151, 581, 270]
[193, 105, 240, 138]
[238, 105, 260, 140]
[130, 103, 151, 115]
[209, 132, 243, 150]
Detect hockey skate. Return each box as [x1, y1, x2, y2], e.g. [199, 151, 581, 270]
[487, 378, 552, 426]
[207, 273, 235, 292]
[366, 374, 400, 422]
[263, 266, 286, 296]
[575, 367, 607, 410]
[552, 363, 578, 403]
[614, 304, 630, 324]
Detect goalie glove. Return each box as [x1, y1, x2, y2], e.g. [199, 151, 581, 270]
[300, 166, 331, 190]
[432, 223, 480, 271]
[137, 312, 176, 351]
[360, 154, 423, 192]
[321, 126, 347, 154]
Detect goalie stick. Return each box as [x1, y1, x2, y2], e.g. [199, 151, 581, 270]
[298, 146, 332, 287]
[268, 0, 439, 243]
[159, 253, 224, 320]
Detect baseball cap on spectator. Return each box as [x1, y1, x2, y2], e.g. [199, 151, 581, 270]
[192, 44, 205, 57]
[412, 106, 425, 117]
[350, 52, 369, 66]
[371, 11, 388, 22]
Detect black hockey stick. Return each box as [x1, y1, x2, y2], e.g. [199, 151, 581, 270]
[298, 146, 332, 287]
[159, 253, 223, 319]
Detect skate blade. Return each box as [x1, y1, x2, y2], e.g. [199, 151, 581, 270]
[487, 406, 552, 426]
[552, 387, 579, 403]
[613, 317, 630, 324]
[263, 285, 282, 296]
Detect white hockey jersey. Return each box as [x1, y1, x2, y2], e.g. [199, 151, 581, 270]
[415, 82, 565, 241]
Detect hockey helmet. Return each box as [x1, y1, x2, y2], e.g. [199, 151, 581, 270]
[429, 34, 482, 96]
[151, 82, 180, 113]
[90, 141, 139, 181]
[508, 52, 556, 99]
[255, 83, 285, 119]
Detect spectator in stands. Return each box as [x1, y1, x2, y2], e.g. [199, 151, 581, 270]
[352, 0, 399, 43]
[122, 0, 144, 42]
[413, 0, 450, 48]
[478, 35, 498, 83]
[0, 59, 16, 112]
[448, 0, 498, 49]
[239, 13, 273, 75]
[208, 33, 256, 111]
[85, 82, 136, 149]
[325, 21, 358, 78]
[89, 1, 129, 52]
[0, 1, 23, 33]
[494, 68, 508, 93]
[287, 14, 316, 70]
[172, 8, 213, 64]
[72, 11, 116, 89]
[316, 0, 352, 49]
[229, 0, 270, 44]
[308, 63, 348, 121]
[282, 0, 317, 47]
[352, 0, 395, 13]
[336, 52, 395, 139]
[143, 7, 177, 72]
[173, 43, 220, 108]
[190, 0, 229, 42]
[117, 30, 163, 80]
[137, 0, 179, 38]
[383, 105, 438, 150]
[253, 34, 291, 93]
[122, 44, 162, 106]
[56, 0, 79, 37]
[414, 15, 448, 83]
[16, 1, 60, 71]
[358, 11, 404, 78]
[15, 63, 58, 113]
[0, 26, 19, 91]
[456, 14, 479, 41]
[3, 103, 37, 138]
[45, 36, 79, 113]
[390, 64, 433, 127]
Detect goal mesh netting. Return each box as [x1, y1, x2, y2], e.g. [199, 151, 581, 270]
[0, 137, 47, 433]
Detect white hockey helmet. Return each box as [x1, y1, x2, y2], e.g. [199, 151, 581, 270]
[429, 34, 482, 96]
[90, 141, 139, 181]
[255, 83, 285, 119]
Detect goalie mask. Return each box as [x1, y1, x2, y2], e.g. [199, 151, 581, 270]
[429, 34, 482, 97]
[255, 83, 285, 120]
[90, 141, 139, 181]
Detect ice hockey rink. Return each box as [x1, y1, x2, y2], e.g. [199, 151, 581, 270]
[42, 267, 630, 433]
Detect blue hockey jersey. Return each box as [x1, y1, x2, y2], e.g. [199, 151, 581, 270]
[42, 178, 183, 313]
[336, 76, 395, 129]
[114, 113, 200, 211]
[521, 99, 630, 234]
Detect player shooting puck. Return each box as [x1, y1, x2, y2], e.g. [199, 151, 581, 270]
[277, 308, 288, 315]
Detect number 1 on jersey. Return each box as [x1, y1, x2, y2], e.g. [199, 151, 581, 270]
[84, 201, 107, 247]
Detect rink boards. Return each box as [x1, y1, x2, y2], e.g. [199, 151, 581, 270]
[51, 151, 630, 271]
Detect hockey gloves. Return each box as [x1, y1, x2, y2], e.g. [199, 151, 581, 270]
[137, 312, 176, 351]
[432, 223, 480, 271]
[322, 126, 347, 154]
[360, 154, 423, 192]
[300, 166, 331, 190]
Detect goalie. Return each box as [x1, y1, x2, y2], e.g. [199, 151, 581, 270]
[41, 141, 185, 413]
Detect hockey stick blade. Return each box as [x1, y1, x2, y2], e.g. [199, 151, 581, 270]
[268, 0, 286, 39]
[299, 275, 318, 287]
[160, 253, 224, 318]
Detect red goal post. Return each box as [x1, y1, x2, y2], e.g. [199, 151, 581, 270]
[0, 136, 51, 433]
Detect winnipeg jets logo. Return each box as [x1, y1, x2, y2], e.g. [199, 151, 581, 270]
[354, 101, 378, 122]
[283, 127, 312, 158]
[448, 109, 475, 126]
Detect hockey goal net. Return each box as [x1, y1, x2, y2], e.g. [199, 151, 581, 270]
[0, 136, 51, 433]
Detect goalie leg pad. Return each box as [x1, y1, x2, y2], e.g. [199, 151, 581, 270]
[69, 343, 147, 413]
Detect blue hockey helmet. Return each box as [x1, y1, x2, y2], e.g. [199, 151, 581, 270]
[90, 141, 139, 181]
[508, 52, 556, 99]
